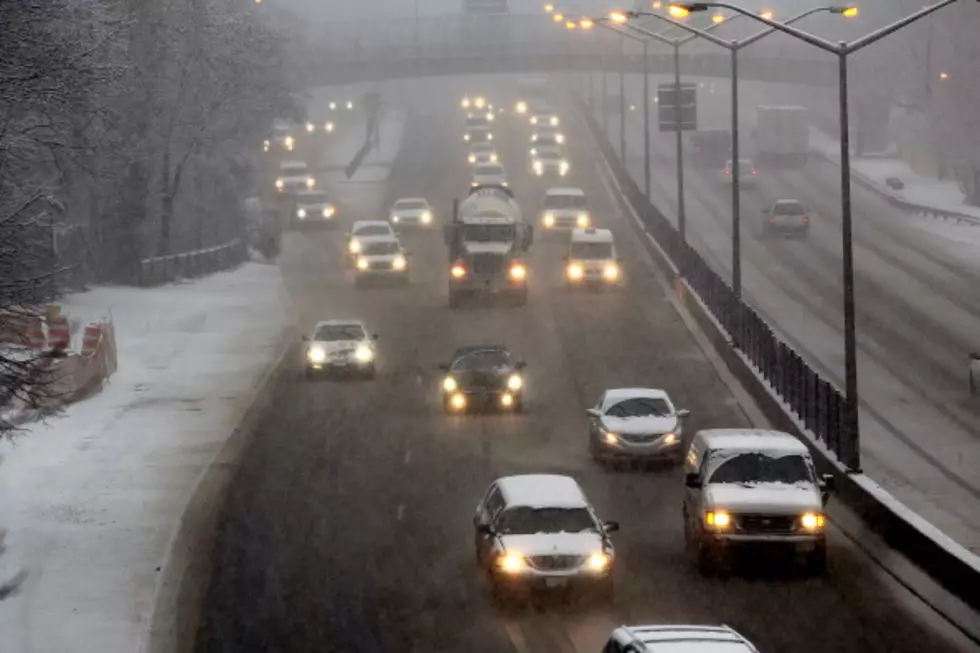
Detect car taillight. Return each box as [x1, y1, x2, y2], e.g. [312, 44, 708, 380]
[769, 218, 777, 224]
[723, 170, 730, 175]
[696, 146, 702, 152]
[751, 169, 758, 175]
[803, 216, 810, 223]
[450, 261, 467, 279]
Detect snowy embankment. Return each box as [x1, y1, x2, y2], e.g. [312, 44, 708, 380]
[0, 263, 290, 653]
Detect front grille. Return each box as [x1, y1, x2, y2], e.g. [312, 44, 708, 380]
[370, 261, 392, 270]
[471, 253, 504, 274]
[618, 432, 660, 444]
[529, 555, 583, 571]
[555, 216, 577, 227]
[736, 514, 797, 534]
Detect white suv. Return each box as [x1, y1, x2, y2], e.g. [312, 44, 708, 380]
[682, 429, 834, 574]
[473, 474, 619, 604]
[602, 625, 760, 653]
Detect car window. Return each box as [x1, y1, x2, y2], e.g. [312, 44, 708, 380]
[474, 164, 503, 176]
[314, 324, 366, 341]
[362, 241, 400, 255]
[569, 242, 614, 260]
[494, 507, 596, 534]
[395, 200, 426, 210]
[707, 451, 813, 485]
[535, 136, 558, 147]
[298, 192, 327, 204]
[485, 486, 506, 517]
[472, 143, 493, 152]
[546, 194, 586, 209]
[452, 349, 513, 370]
[538, 148, 561, 158]
[353, 224, 391, 237]
[774, 202, 806, 215]
[281, 164, 308, 174]
[461, 223, 515, 242]
[605, 396, 671, 417]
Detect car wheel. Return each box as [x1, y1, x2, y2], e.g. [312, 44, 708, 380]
[512, 396, 525, 413]
[449, 289, 461, 309]
[589, 436, 603, 462]
[696, 539, 717, 575]
[514, 287, 528, 306]
[363, 366, 376, 380]
[805, 542, 828, 575]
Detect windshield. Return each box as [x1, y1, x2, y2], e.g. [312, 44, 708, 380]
[605, 396, 671, 417]
[314, 324, 366, 341]
[395, 200, 426, 210]
[362, 241, 400, 255]
[353, 224, 391, 237]
[462, 223, 515, 242]
[452, 349, 513, 370]
[466, 117, 489, 128]
[470, 129, 491, 141]
[472, 143, 494, 153]
[535, 136, 558, 147]
[707, 452, 813, 485]
[546, 194, 585, 209]
[537, 149, 561, 159]
[281, 164, 307, 175]
[774, 203, 806, 215]
[298, 192, 327, 205]
[495, 507, 596, 535]
[474, 165, 503, 176]
[570, 242, 613, 260]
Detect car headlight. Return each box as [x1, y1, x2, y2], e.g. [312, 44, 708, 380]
[577, 213, 589, 228]
[509, 264, 526, 280]
[349, 240, 361, 253]
[346, 101, 354, 110]
[451, 264, 467, 279]
[662, 431, 677, 444]
[443, 376, 458, 392]
[490, 153, 498, 163]
[486, 112, 494, 121]
[516, 101, 527, 114]
[530, 116, 538, 125]
[468, 154, 476, 163]
[356, 257, 369, 270]
[550, 116, 559, 126]
[275, 179, 284, 190]
[500, 180, 507, 187]
[392, 215, 400, 223]
[587, 552, 611, 571]
[284, 136, 294, 148]
[497, 553, 526, 574]
[329, 101, 337, 110]
[560, 160, 569, 171]
[450, 392, 466, 410]
[324, 205, 335, 217]
[392, 255, 407, 270]
[533, 161, 543, 173]
[297, 208, 307, 218]
[461, 98, 470, 108]
[556, 134, 565, 144]
[263, 140, 270, 152]
[567, 263, 583, 280]
[326, 122, 334, 132]
[464, 133, 470, 142]
[507, 374, 523, 391]
[307, 346, 326, 363]
[800, 512, 826, 530]
[354, 345, 373, 362]
[420, 210, 432, 224]
[474, 97, 486, 108]
[306, 122, 314, 132]
[542, 213, 555, 227]
[604, 264, 619, 280]
[487, 133, 493, 141]
[602, 430, 619, 444]
[705, 510, 732, 529]
[530, 148, 537, 156]
[306, 177, 315, 188]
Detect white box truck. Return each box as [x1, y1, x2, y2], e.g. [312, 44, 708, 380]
[756, 105, 809, 168]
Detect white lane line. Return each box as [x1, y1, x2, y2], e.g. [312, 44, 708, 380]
[396, 504, 405, 521]
[404, 449, 412, 465]
[504, 622, 531, 653]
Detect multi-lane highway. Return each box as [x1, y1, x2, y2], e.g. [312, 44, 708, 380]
[595, 71, 980, 553]
[195, 76, 976, 653]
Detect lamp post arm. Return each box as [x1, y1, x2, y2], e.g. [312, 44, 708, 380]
[844, 0, 962, 54]
[695, 2, 840, 53]
[625, 16, 732, 49]
[736, 6, 835, 49]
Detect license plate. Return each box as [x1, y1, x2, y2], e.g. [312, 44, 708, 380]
[545, 578, 567, 588]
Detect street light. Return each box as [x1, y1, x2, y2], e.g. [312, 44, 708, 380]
[544, 3, 555, 11]
[554, 12, 564, 22]
[663, 0, 968, 471]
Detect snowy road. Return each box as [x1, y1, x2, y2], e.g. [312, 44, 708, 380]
[195, 76, 976, 653]
[594, 71, 980, 555]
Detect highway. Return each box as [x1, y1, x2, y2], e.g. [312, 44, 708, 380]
[195, 76, 976, 653]
[597, 71, 980, 553]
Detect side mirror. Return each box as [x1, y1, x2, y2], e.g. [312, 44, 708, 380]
[515, 361, 527, 369]
[586, 408, 601, 418]
[603, 520, 620, 533]
[477, 523, 494, 536]
[820, 473, 835, 492]
[676, 408, 691, 418]
[372, 334, 380, 340]
[437, 363, 449, 371]
[685, 473, 702, 489]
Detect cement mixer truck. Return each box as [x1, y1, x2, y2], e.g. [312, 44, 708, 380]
[444, 184, 533, 308]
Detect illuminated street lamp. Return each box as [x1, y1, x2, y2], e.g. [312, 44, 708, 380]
[660, 0, 967, 471]
[544, 3, 555, 11]
[554, 12, 564, 22]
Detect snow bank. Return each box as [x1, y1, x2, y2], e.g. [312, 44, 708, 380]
[810, 129, 980, 222]
[0, 263, 290, 653]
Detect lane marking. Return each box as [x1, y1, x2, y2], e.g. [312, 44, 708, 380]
[504, 622, 531, 653]
[404, 449, 412, 465]
[396, 504, 405, 521]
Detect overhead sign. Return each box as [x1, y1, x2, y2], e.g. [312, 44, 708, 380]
[657, 83, 697, 132]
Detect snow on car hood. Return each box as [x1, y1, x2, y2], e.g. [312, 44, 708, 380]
[600, 415, 678, 435]
[704, 482, 821, 514]
[499, 532, 605, 557]
[463, 241, 513, 255]
[311, 339, 366, 355]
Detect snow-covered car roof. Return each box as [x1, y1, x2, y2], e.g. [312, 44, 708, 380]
[496, 474, 588, 510]
[572, 228, 614, 244]
[296, 190, 328, 202]
[601, 387, 668, 408]
[698, 429, 808, 455]
[618, 625, 758, 651]
[279, 160, 308, 169]
[351, 220, 393, 232]
[393, 197, 428, 206]
[355, 234, 400, 247]
[546, 187, 584, 197]
[313, 319, 367, 330]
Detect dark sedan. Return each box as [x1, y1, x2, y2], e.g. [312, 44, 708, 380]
[438, 345, 526, 413]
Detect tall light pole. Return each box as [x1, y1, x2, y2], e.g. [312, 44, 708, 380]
[622, 6, 857, 303]
[666, 0, 969, 471]
[619, 33, 626, 160]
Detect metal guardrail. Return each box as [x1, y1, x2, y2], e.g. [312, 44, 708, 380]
[572, 94, 855, 466]
[138, 239, 246, 287]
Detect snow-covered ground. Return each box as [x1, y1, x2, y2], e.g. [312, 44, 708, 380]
[809, 130, 980, 224]
[0, 263, 289, 653]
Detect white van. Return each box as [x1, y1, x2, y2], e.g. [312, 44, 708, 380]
[564, 228, 621, 287]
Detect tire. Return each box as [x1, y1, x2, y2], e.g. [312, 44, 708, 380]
[363, 366, 376, 380]
[805, 542, 827, 575]
[514, 287, 528, 306]
[696, 539, 717, 575]
[589, 436, 603, 462]
[512, 396, 525, 413]
[449, 289, 461, 309]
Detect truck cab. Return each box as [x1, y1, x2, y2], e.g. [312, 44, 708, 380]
[444, 185, 533, 308]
